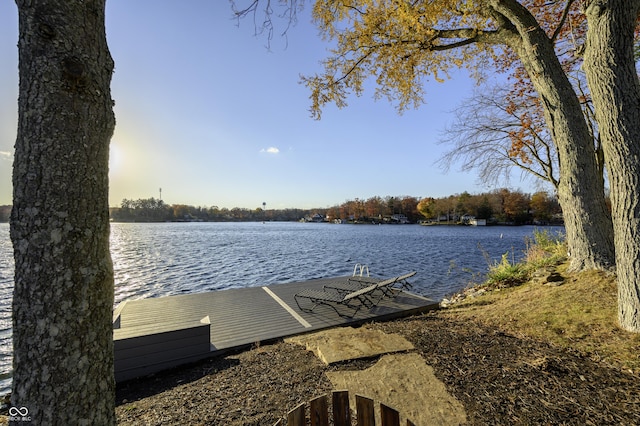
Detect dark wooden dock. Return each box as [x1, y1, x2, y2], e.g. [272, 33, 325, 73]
[113, 276, 438, 382]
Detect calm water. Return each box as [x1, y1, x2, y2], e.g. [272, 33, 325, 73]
[0, 221, 562, 394]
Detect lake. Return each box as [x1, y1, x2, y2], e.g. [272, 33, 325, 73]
[0, 221, 563, 394]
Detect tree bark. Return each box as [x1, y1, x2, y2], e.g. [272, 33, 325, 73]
[11, 1, 115, 424]
[583, 0, 640, 332]
[492, 0, 615, 272]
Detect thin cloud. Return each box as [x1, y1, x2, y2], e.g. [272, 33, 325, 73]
[0, 151, 12, 161]
[260, 147, 280, 154]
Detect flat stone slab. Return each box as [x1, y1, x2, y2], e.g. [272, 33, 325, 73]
[286, 327, 414, 364]
[327, 353, 467, 426]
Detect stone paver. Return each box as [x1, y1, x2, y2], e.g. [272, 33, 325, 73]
[327, 353, 467, 426]
[286, 327, 414, 364]
[287, 326, 467, 425]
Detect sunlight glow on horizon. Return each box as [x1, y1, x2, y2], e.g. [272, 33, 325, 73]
[109, 142, 123, 178]
[0, 2, 541, 210]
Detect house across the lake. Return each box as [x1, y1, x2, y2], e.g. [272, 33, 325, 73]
[390, 214, 409, 224]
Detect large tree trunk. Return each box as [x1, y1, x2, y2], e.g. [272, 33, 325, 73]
[11, 1, 115, 423]
[492, 0, 615, 272]
[583, 0, 640, 332]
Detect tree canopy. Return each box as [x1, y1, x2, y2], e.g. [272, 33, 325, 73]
[302, 0, 584, 118]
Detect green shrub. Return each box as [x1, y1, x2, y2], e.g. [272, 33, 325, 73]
[485, 252, 530, 289]
[475, 229, 566, 291]
[524, 229, 567, 268]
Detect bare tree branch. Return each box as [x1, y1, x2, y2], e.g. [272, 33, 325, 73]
[551, 0, 576, 43]
[230, 0, 301, 48]
[437, 84, 559, 189]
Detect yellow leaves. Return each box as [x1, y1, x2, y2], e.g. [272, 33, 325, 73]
[306, 0, 587, 119]
[433, 71, 446, 83]
[301, 72, 350, 120]
[305, 0, 502, 117]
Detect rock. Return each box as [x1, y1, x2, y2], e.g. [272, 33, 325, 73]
[286, 327, 413, 365]
[532, 266, 556, 278]
[546, 272, 564, 282]
[544, 272, 564, 286]
[530, 268, 565, 286]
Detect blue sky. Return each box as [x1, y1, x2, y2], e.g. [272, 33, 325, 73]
[0, 1, 540, 209]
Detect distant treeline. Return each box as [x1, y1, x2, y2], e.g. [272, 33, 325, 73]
[324, 189, 563, 225]
[415, 189, 564, 225]
[106, 189, 566, 225]
[110, 198, 310, 223]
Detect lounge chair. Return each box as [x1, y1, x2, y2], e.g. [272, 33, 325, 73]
[389, 271, 417, 291]
[294, 282, 381, 318]
[324, 271, 417, 298]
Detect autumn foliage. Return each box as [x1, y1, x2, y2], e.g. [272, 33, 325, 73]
[303, 1, 587, 118]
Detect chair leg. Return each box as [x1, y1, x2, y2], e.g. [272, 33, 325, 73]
[294, 295, 362, 318]
[294, 295, 318, 313]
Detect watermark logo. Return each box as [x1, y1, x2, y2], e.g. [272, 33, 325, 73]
[8, 406, 31, 422]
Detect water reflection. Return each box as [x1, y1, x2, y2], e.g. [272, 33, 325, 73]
[0, 221, 563, 395]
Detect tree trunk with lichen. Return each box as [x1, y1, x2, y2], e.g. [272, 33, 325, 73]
[11, 0, 115, 424]
[583, 0, 640, 332]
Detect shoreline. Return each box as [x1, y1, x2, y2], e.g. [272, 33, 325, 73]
[2, 261, 640, 424]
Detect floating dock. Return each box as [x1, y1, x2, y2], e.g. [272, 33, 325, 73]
[113, 276, 438, 382]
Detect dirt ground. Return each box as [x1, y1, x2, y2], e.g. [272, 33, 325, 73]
[114, 312, 640, 425]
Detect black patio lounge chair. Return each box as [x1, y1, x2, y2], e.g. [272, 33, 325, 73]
[324, 271, 417, 299]
[294, 282, 381, 318]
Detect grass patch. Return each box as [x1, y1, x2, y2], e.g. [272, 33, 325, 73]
[443, 232, 640, 372]
[484, 252, 530, 289]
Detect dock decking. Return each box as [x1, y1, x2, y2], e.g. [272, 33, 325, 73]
[113, 276, 438, 382]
